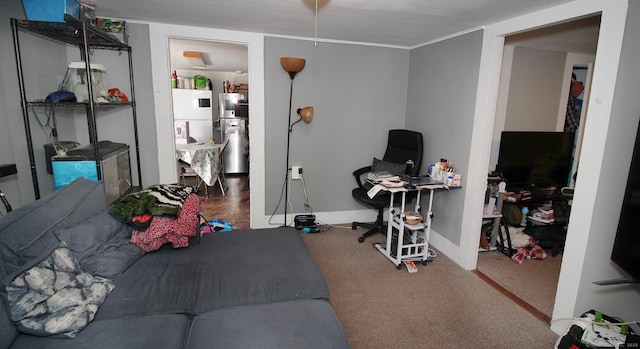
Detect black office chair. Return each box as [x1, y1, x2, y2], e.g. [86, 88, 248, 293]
[352, 129, 424, 243]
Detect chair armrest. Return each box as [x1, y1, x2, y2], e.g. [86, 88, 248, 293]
[352, 166, 372, 188]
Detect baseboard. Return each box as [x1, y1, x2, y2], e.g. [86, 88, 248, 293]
[254, 209, 379, 229]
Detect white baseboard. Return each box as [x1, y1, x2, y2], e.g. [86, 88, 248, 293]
[254, 209, 379, 229]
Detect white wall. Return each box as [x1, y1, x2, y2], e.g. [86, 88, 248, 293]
[570, 0, 640, 331]
[503, 47, 566, 131]
[464, 0, 636, 334]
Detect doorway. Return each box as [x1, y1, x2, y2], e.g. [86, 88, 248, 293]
[476, 15, 601, 321]
[169, 38, 251, 223]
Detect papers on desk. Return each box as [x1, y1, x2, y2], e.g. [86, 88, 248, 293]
[368, 171, 400, 182]
[367, 182, 408, 198]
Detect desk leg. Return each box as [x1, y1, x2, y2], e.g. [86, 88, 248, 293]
[376, 191, 403, 269]
[424, 189, 436, 262]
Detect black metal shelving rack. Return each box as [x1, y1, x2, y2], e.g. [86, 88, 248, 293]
[10, 14, 142, 200]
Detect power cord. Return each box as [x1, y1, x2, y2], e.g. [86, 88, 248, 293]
[270, 167, 316, 227]
[31, 104, 59, 151]
[267, 167, 289, 226]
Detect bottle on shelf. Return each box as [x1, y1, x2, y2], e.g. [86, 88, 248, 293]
[171, 70, 177, 88]
[520, 207, 529, 226]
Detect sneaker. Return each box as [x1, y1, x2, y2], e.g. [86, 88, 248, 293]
[561, 187, 574, 197]
[528, 206, 555, 224]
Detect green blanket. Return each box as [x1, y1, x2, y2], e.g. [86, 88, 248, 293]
[110, 184, 195, 222]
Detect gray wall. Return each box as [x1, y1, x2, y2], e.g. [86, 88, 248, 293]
[126, 23, 159, 187]
[0, 0, 68, 208]
[0, 1, 158, 213]
[263, 37, 410, 216]
[405, 30, 484, 245]
[504, 47, 566, 131]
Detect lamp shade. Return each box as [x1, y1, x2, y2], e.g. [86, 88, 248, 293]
[297, 106, 314, 123]
[280, 57, 306, 78]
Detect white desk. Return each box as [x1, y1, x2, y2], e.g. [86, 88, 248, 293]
[371, 180, 460, 269]
[175, 143, 223, 187]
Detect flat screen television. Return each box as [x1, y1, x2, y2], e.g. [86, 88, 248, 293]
[495, 131, 575, 190]
[607, 120, 640, 284]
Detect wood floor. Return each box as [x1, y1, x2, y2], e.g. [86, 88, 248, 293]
[185, 174, 251, 230]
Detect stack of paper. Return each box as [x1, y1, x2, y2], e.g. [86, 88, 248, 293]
[368, 171, 400, 182]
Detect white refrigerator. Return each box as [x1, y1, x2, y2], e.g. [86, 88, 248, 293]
[172, 89, 214, 144]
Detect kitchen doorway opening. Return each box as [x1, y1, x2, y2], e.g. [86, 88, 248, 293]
[169, 38, 251, 228]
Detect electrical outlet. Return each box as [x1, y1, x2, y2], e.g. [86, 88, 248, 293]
[291, 166, 303, 180]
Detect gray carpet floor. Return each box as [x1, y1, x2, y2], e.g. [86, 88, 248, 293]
[301, 226, 560, 349]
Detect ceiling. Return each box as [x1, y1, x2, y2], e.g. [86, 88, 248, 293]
[94, 0, 588, 48]
[169, 39, 249, 72]
[92, 0, 600, 72]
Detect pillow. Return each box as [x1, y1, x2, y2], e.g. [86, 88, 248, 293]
[5, 242, 114, 338]
[371, 157, 406, 176]
[54, 207, 144, 278]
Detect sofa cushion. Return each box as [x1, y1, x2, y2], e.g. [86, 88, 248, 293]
[95, 228, 330, 320]
[8, 314, 191, 349]
[186, 299, 350, 349]
[54, 207, 143, 278]
[0, 178, 106, 282]
[5, 243, 114, 338]
[0, 296, 18, 349]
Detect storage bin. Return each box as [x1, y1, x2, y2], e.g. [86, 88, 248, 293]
[68, 61, 107, 102]
[52, 141, 131, 204]
[22, 0, 80, 22]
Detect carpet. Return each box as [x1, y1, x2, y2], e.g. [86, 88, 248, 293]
[301, 227, 560, 349]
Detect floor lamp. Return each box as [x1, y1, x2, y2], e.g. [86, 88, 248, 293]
[280, 57, 314, 227]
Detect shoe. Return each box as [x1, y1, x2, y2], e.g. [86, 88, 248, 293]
[528, 206, 555, 224]
[561, 187, 574, 197]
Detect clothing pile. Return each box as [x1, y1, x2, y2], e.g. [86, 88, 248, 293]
[511, 236, 547, 264]
[110, 184, 201, 252]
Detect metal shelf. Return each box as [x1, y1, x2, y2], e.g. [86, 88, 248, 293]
[27, 101, 135, 108]
[11, 15, 141, 200]
[13, 15, 128, 51]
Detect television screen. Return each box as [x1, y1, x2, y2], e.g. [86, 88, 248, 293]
[610, 121, 640, 282]
[495, 131, 575, 189]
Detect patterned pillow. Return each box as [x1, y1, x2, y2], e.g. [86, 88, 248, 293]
[5, 242, 114, 338]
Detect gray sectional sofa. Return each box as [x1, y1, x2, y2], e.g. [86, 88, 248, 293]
[0, 178, 349, 348]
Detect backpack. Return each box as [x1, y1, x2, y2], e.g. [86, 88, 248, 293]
[502, 203, 522, 227]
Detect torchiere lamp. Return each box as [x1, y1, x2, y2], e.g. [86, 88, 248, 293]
[280, 57, 314, 227]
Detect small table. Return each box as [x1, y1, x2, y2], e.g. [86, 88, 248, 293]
[175, 143, 223, 194]
[370, 179, 460, 269]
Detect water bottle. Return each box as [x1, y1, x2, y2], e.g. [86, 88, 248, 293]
[520, 207, 529, 226]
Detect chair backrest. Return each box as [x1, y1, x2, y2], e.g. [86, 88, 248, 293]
[219, 139, 230, 155]
[382, 129, 423, 176]
[217, 139, 230, 171]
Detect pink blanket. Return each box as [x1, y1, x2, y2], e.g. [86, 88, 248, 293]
[131, 194, 200, 252]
